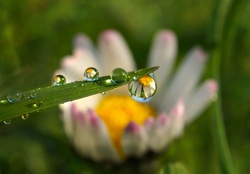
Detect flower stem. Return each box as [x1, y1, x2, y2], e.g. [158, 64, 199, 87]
[209, 0, 235, 173]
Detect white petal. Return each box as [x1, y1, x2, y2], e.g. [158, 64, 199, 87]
[72, 106, 91, 158]
[184, 80, 218, 124]
[87, 109, 121, 162]
[98, 30, 136, 73]
[149, 114, 171, 152]
[148, 30, 177, 93]
[168, 99, 185, 139]
[60, 102, 74, 140]
[121, 122, 147, 157]
[158, 47, 207, 113]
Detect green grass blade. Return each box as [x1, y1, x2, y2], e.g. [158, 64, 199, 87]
[0, 66, 159, 122]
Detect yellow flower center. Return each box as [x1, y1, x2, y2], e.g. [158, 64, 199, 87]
[95, 95, 156, 158]
[138, 75, 153, 86]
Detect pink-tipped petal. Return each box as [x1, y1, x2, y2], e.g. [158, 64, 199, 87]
[148, 30, 177, 95]
[169, 100, 185, 138]
[98, 30, 136, 74]
[185, 80, 218, 124]
[158, 46, 207, 113]
[121, 122, 147, 157]
[149, 113, 171, 152]
[84, 109, 120, 162]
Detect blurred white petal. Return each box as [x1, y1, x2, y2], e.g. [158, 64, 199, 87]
[86, 109, 120, 162]
[149, 114, 171, 152]
[185, 80, 218, 124]
[159, 47, 207, 113]
[148, 30, 177, 93]
[121, 122, 147, 157]
[98, 30, 136, 73]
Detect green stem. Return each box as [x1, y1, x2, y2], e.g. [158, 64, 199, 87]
[209, 0, 235, 173]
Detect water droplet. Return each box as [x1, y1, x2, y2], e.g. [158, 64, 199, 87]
[84, 67, 99, 81]
[32, 101, 43, 108]
[3, 119, 12, 125]
[128, 74, 157, 103]
[111, 68, 127, 84]
[114, 88, 117, 91]
[30, 91, 37, 99]
[53, 75, 66, 86]
[21, 114, 29, 120]
[101, 92, 106, 95]
[7, 90, 22, 103]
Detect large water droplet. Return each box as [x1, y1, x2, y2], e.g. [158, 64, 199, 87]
[128, 74, 157, 103]
[83, 67, 99, 81]
[3, 119, 12, 125]
[7, 90, 22, 103]
[111, 68, 127, 84]
[21, 114, 29, 120]
[53, 75, 66, 86]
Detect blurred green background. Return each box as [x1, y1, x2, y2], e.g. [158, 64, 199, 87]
[0, 0, 249, 173]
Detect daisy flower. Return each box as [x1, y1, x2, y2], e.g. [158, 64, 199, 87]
[55, 29, 218, 163]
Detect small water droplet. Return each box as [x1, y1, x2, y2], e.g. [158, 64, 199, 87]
[30, 91, 37, 99]
[83, 67, 99, 81]
[21, 114, 29, 120]
[32, 101, 43, 108]
[111, 68, 127, 84]
[3, 119, 12, 125]
[53, 75, 66, 86]
[7, 90, 22, 103]
[114, 88, 117, 91]
[128, 74, 157, 103]
[101, 92, 106, 95]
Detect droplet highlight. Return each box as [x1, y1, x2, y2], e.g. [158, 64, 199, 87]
[0, 99, 8, 105]
[3, 119, 12, 125]
[21, 114, 29, 120]
[128, 74, 157, 103]
[7, 90, 22, 103]
[53, 75, 66, 86]
[83, 67, 99, 81]
[111, 68, 127, 84]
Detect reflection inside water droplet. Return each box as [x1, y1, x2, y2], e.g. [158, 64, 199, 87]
[53, 75, 66, 86]
[128, 74, 157, 103]
[3, 119, 12, 125]
[21, 114, 29, 120]
[7, 90, 22, 103]
[111, 68, 127, 84]
[83, 67, 99, 81]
